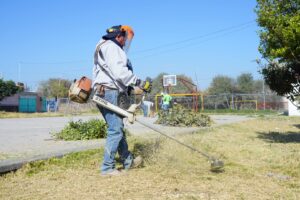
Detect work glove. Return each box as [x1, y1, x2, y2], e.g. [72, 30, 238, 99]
[136, 78, 152, 93]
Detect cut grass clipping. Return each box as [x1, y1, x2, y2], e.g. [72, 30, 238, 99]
[156, 104, 211, 127]
[52, 119, 107, 140]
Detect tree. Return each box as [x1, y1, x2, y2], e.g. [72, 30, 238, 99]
[37, 78, 72, 98]
[149, 73, 167, 96]
[236, 73, 254, 93]
[208, 75, 236, 94]
[253, 80, 268, 94]
[255, 0, 300, 102]
[149, 73, 196, 95]
[172, 74, 196, 94]
[0, 79, 19, 100]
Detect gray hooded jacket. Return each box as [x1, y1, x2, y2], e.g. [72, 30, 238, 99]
[93, 39, 138, 92]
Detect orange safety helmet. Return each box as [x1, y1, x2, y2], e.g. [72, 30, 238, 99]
[103, 25, 134, 53]
[120, 25, 134, 53]
[121, 25, 134, 40]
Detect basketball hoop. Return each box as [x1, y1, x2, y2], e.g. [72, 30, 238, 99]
[163, 75, 177, 87]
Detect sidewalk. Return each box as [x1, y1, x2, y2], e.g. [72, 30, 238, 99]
[0, 115, 251, 173]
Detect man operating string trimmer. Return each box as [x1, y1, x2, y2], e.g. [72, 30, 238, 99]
[93, 25, 152, 176]
[69, 25, 224, 174]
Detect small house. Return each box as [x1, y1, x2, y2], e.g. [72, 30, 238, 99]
[0, 92, 47, 113]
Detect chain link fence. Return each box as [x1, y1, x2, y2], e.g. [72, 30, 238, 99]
[53, 95, 143, 115]
[202, 93, 287, 111]
[51, 98, 96, 115]
[48, 92, 288, 115]
[147, 93, 288, 112]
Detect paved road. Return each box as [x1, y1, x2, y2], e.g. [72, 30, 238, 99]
[0, 114, 251, 173]
[0, 116, 102, 157]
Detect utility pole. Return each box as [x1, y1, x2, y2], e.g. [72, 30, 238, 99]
[18, 62, 21, 82]
[194, 72, 200, 91]
[231, 93, 234, 109]
[262, 79, 266, 110]
[195, 72, 201, 111]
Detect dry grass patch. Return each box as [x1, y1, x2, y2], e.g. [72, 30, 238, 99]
[0, 111, 98, 118]
[0, 153, 22, 161]
[0, 153, 10, 160]
[0, 116, 299, 199]
[0, 111, 64, 118]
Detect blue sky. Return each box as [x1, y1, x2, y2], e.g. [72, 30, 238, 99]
[0, 0, 261, 91]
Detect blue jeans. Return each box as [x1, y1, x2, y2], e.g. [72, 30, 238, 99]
[162, 104, 170, 111]
[96, 90, 133, 173]
[141, 103, 148, 117]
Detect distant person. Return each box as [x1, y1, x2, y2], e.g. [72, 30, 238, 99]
[161, 92, 172, 111]
[142, 100, 154, 117]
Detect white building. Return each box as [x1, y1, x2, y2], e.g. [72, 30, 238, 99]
[288, 100, 300, 116]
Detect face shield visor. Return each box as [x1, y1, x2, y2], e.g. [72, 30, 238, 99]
[121, 25, 134, 53]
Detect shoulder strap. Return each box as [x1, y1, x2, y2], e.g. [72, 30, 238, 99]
[94, 40, 126, 90]
[94, 40, 107, 65]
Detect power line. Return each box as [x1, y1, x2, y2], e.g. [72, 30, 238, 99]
[19, 60, 91, 65]
[131, 20, 255, 55]
[132, 23, 255, 60]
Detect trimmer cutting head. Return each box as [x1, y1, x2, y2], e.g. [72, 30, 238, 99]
[210, 159, 224, 172]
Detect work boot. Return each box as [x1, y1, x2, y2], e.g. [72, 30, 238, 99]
[101, 169, 122, 177]
[130, 156, 143, 169]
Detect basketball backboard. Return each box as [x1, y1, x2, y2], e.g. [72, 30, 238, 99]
[163, 75, 177, 87]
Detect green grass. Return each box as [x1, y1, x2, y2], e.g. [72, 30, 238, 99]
[20, 149, 102, 176]
[52, 119, 107, 140]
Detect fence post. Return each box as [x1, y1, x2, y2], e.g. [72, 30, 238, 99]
[263, 80, 266, 110]
[201, 94, 204, 111]
[231, 93, 234, 109]
[255, 100, 258, 111]
[155, 94, 158, 113]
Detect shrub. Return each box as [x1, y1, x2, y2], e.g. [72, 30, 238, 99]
[156, 104, 211, 127]
[53, 119, 107, 140]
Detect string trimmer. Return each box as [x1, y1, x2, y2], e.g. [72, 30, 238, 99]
[92, 94, 224, 172]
